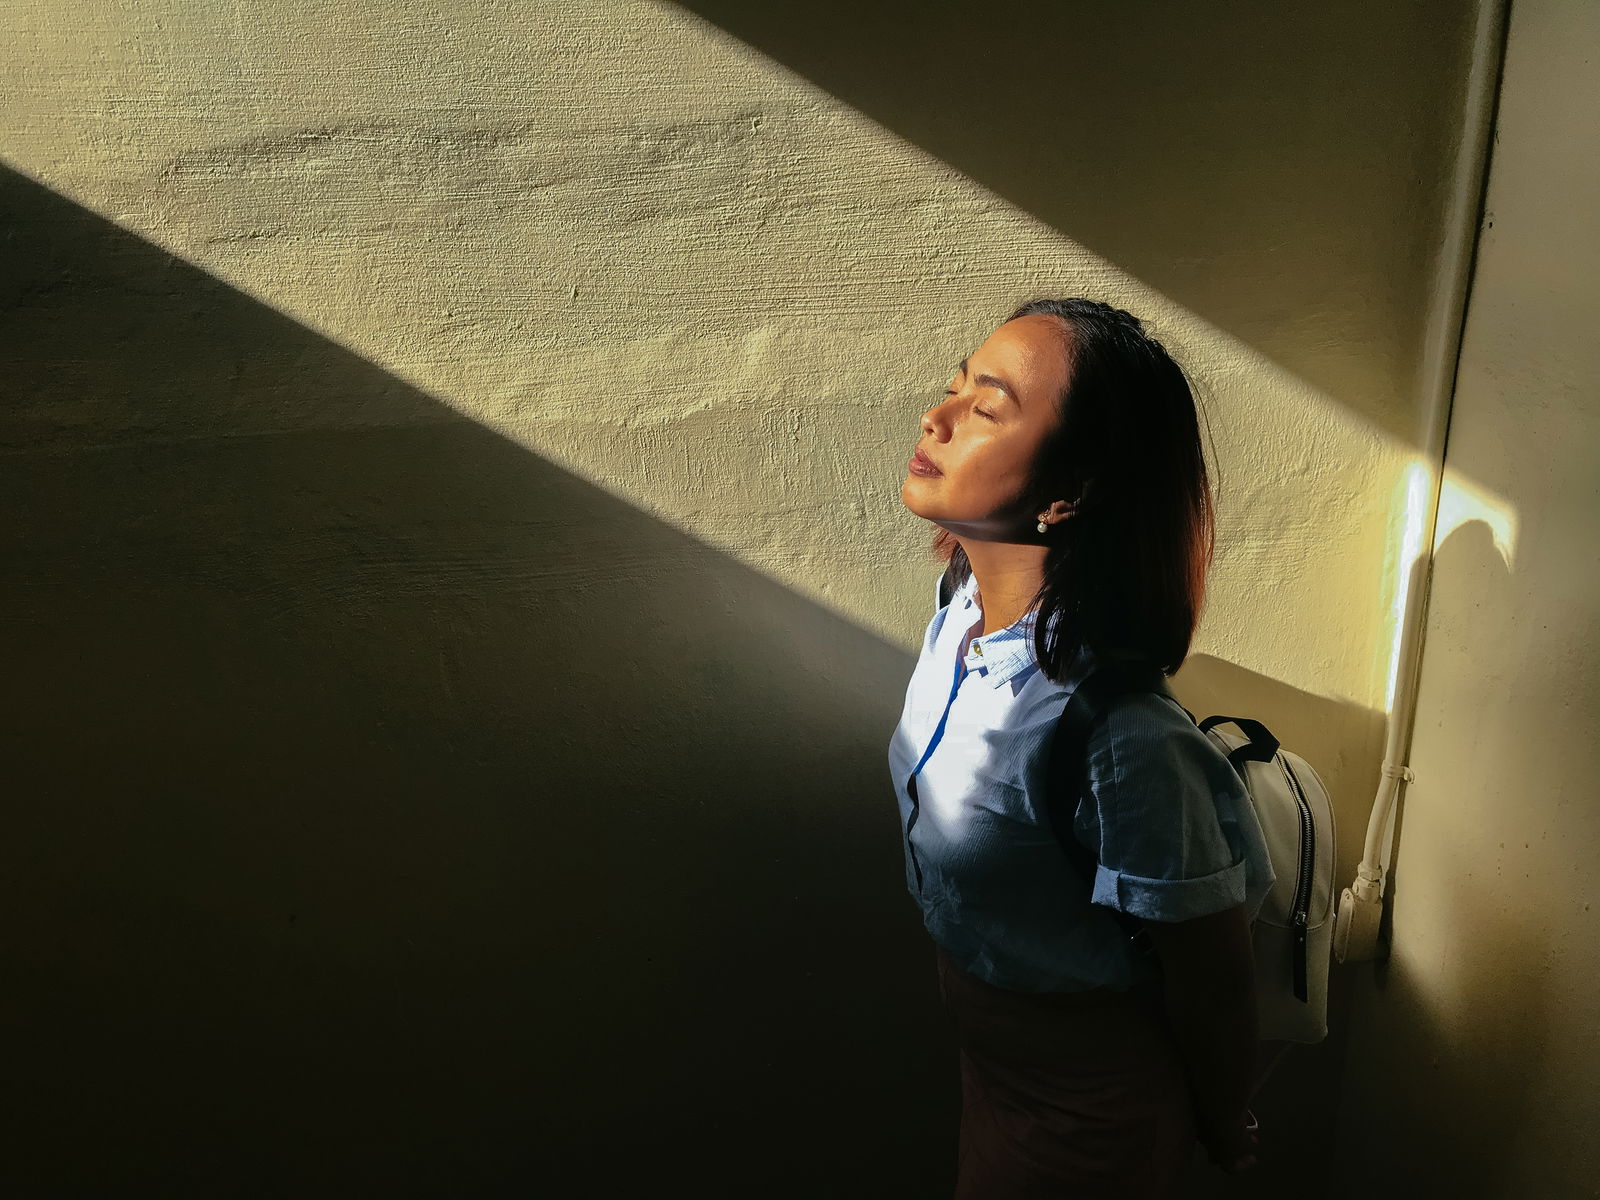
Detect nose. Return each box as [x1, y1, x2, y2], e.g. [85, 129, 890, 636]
[921, 395, 953, 440]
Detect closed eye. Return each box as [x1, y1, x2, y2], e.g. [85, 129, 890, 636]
[945, 390, 997, 421]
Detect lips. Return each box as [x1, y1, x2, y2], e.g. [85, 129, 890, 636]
[909, 448, 942, 476]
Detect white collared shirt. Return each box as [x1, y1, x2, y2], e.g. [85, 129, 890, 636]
[886, 572, 1275, 992]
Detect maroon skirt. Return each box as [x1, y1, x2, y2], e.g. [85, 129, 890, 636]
[934, 944, 1197, 1199]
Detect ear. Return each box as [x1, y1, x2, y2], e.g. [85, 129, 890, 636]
[1037, 498, 1080, 526]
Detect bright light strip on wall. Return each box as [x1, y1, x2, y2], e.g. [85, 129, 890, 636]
[1385, 462, 1433, 714]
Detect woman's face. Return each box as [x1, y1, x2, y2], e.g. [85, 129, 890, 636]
[902, 314, 1073, 540]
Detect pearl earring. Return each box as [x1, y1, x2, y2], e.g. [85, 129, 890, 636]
[1037, 519, 1048, 533]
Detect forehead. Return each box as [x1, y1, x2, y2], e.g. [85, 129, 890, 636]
[967, 314, 1073, 399]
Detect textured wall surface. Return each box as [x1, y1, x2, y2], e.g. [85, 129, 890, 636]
[2, 1, 1482, 1194]
[1334, 2, 1600, 1195]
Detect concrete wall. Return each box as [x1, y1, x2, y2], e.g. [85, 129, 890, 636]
[1333, 3, 1600, 1195]
[2, 1, 1482, 1193]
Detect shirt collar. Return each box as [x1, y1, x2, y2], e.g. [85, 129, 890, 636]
[950, 573, 1040, 689]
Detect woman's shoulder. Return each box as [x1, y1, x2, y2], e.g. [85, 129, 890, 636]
[1030, 642, 1172, 702]
[1094, 687, 1205, 749]
[1087, 683, 1245, 800]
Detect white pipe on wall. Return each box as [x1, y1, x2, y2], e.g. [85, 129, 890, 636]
[1333, 0, 1512, 963]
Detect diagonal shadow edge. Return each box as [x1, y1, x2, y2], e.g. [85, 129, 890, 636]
[1, 162, 956, 1196]
[2, 163, 1386, 1197]
[668, 0, 1490, 450]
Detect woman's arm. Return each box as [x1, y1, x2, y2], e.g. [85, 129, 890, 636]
[1140, 901, 1260, 1172]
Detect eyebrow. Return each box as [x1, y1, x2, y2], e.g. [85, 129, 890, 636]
[956, 359, 1020, 405]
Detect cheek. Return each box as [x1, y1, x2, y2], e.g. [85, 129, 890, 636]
[946, 443, 1034, 514]
[961, 439, 1034, 498]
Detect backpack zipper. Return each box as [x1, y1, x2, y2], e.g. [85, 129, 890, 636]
[1278, 755, 1315, 1002]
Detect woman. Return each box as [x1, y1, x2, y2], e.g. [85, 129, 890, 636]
[887, 298, 1277, 1198]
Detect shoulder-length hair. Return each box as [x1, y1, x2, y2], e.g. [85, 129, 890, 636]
[934, 297, 1217, 682]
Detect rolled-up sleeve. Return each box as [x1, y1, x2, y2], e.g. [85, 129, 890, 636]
[1072, 690, 1272, 923]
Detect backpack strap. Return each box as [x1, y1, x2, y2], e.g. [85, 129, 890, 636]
[1197, 714, 1281, 769]
[1044, 658, 1169, 956]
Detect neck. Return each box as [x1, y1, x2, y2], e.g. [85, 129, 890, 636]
[958, 537, 1048, 636]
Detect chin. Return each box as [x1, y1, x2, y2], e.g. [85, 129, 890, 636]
[900, 474, 934, 516]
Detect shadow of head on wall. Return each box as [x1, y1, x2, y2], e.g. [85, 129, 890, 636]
[1336, 513, 1554, 1195]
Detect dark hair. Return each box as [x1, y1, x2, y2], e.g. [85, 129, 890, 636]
[934, 297, 1216, 681]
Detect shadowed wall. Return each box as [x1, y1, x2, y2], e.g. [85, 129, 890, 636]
[1334, 3, 1600, 1194]
[2, 170, 950, 1194]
